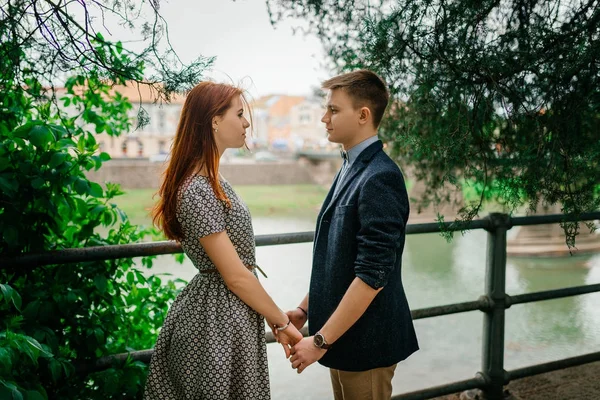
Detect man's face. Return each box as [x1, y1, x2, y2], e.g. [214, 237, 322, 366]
[321, 89, 360, 148]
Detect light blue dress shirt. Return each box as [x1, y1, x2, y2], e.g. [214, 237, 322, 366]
[332, 135, 379, 197]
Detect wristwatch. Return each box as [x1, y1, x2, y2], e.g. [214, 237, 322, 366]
[313, 331, 331, 350]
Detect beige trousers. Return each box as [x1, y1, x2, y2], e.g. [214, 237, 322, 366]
[329, 364, 397, 400]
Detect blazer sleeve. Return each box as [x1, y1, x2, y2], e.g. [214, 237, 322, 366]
[354, 169, 408, 289]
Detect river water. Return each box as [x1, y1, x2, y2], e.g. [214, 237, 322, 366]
[144, 216, 600, 399]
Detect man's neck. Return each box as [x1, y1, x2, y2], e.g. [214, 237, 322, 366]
[343, 131, 378, 151]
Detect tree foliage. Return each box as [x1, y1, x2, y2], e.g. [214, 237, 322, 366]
[268, 0, 600, 242]
[1, 1, 206, 397]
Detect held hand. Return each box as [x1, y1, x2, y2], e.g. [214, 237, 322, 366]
[277, 324, 303, 358]
[266, 319, 285, 355]
[289, 336, 327, 374]
[286, 308, 308, 330]
[267, 321, 278, 339]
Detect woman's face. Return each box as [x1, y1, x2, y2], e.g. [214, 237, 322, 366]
[213, 96, 250, 154]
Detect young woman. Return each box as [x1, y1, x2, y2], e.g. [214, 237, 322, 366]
[145, 82, 302, 399]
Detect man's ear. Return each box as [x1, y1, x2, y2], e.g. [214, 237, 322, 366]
[358, 107, 371, 125]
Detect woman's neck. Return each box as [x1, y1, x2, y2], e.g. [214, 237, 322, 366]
[196, 165, 219, 178]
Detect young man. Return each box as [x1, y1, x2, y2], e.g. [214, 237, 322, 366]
[288, 70, 419, 400]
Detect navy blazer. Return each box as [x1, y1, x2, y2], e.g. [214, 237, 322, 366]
[308, 140, 419, 371]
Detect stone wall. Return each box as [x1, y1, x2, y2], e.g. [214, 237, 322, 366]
[85, 159, 338, 188]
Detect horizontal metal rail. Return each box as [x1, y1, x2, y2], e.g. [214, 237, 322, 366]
[411, 298, 491, 319]
[509, 283, 600, 306]
[0, 232, 315, 268]
[2, 241, 182, 268]
[511, 212, 600, 227]
[404, 219, 490, 235]
[507, 351, 600, 381]
[3, 212, 598, 268]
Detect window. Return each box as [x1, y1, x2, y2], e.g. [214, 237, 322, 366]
[157, 109, 166, 133]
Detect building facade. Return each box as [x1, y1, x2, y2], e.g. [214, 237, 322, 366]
[95, 84, 185, 159]
[91, 85, 327, 158]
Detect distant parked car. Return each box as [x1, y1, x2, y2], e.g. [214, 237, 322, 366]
[254, 151, 278, 162]
[271, 139, 289, 150]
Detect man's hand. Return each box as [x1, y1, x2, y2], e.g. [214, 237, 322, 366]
[289, 336, 327, 374]
[286, 307, 308, 330]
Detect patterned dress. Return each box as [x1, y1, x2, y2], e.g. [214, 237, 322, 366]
[144, 175, 270, 399]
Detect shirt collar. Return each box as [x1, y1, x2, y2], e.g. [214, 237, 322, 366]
[344, 135, 379, 164]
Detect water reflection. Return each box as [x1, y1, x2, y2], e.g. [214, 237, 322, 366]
[403, 233, 459, 308]
[509, 255, 592, 344]
[504, 253, 600, 369]
[581, 255, 600, 343]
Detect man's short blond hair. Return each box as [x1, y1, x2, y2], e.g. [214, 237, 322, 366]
[322, 69, 389, 128]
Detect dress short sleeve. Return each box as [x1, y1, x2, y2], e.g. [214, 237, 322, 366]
[178, 180, 226, 239]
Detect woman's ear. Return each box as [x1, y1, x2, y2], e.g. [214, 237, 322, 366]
[212, 116, 220, 131]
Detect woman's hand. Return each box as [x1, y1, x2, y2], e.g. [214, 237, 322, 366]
[275, 323, 303, 358]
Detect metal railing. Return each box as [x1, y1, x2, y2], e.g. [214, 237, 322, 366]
[3, 212, 600, 399]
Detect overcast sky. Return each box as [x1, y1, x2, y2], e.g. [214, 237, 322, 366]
[149, 0, 328, 98]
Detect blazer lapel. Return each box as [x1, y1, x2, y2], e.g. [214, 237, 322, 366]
[315, 168, 343, 243]
[321, 168, 342, 213]
[321, 141, 383, 217]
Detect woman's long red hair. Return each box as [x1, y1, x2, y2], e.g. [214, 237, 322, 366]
[152, 82, 243, 240]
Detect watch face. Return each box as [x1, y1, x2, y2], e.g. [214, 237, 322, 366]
[314, 333, 324, 348]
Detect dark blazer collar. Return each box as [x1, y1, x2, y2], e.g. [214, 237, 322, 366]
[321, 140, 384, 215]
[353, 139, 383, 165]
